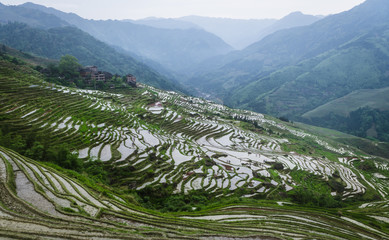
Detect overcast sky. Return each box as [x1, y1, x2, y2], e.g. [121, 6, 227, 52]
[2, 0, 366, 20]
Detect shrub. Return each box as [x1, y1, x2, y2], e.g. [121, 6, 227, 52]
[328, 178, 345, 193]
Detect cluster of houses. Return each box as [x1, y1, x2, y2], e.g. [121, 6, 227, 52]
[80, 66, 137, 87]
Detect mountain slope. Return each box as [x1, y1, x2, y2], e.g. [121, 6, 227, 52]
[0, 22, 184, 92]
[1, 144, 388, 239]
[228, 25, 389, 114]
[0, 42, 56, 66]
[19, 2, 234, 74]
[226, 24, 389, 141]
[303, 87, 389, 119]
[190, 0, 389, 140]
[301, 87, 389, 141]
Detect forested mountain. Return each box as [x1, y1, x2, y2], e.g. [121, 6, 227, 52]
[194, 0, 389, 93]
[0, 22, 185, 92]
[189, 0, 389, 141]
[229, 25, 389, 140]
[17, 2, 234, 74]
[227, 24, 389, 115]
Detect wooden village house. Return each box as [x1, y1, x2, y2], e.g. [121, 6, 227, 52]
[80, 66, 106, 83]
[80, 66, 136, 88]
[126, 74, 137, 87]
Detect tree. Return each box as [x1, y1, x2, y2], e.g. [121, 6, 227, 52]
[0, 44, 6, 55]
[25, 142, 45, 160]
[47, 63, 60, 76]
[58, 55, 81, 80]
[278, 116, 289, 122]
[113, 76, 124, 87]
[96, 80, 107, 90]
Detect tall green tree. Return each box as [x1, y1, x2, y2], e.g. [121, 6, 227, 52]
[58, 55, 81, 80]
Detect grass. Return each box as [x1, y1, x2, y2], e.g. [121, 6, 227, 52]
[302, 87, 389, 118]
[280, 133, 340, 161]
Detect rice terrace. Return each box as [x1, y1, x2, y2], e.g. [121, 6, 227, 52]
[0, 55, 388, 239]
[1, 0, 389, 239]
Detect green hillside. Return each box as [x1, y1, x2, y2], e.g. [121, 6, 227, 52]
[303, 87, 389, 118]
[1, 44, 389, 239]
[228, 26, 389, 116]
[300, 88, 389, 141]
[0, 43, 56, 66]
[0, 22, 185, 93]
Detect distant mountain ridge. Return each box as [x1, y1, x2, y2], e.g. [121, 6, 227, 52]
[128, 14, 321, 50]
[124, 17, 201, 30]
[0, 2, 69, 29]
[177, 16, 276, 50]
[1, 2, 322, 76]
[179, 13, 321, 49]
[17, 2, 234, 74]
[253, 11, 322, 45]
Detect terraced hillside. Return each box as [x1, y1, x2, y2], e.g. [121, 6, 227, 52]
[1, 58, 389, 238]
[2, 145, 388, 239]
